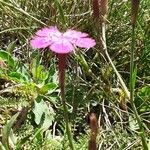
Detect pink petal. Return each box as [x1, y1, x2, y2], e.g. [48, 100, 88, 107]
[64, 29, 88, 38]
[30, 26, 96, 52]
[35, 26, 60, 37]
[30, 26, 62, 49]
[30, 36, 52, 48]
[50, 39, 74, 54]
[34, 26, 62, 44]
[75, 38, 96, 49]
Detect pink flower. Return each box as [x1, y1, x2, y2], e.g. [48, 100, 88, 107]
[30, 26, 96, 54]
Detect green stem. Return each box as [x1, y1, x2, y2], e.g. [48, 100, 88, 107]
[58, 54, 75, 150]
[130, 26, 148, 150]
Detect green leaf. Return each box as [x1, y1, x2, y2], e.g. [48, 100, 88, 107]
[6, 41, 16, 53]
[148, 139, 150, 150]
[32, 65, 48, 82]
[42, 104, 55, 130]
[15, 135, 31, 149]
[0, 141, 6, 150]
[33, 100, 45, 125]
[0, 50, 15, 67]
[2, 113, 19, 150]
[8, 129, 17, 148]
[75, 53, 92, 75]
[129, 115, 139, 131]
[132, 66, 137, 90]
[9, 72, 26, 82]
[40, 83, 57, 94]
[138, 86, 150, 98]
[33, 99, 55, 129]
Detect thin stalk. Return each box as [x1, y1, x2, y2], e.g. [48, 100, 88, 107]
[101, 22, 130, 99]
[130, 26, 148, 150]
[58, 54, 75, 150]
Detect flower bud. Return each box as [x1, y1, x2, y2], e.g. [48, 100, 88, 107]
[100, 0, 108, 17]
[93, 0, 100, 19]
[131, 0, 140, 26]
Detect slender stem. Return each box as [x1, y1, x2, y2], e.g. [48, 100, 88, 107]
[58, 54, 75, 150]
[130, 26, 148, 150]
[101, 22, 130, 99]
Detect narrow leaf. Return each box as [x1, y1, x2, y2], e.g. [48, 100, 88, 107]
[2, 113, 19, 150]
[0, 50, 15, 67]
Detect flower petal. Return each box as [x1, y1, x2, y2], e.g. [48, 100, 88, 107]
[64, 29, 88, 39]
[63, 29, 89, 44]
[35, 26, 60, 37]
[50, 38, 74, 54]
[75, 38, 96, 49]
[30, 26, 96, 53]
[30, 36, 52, 49]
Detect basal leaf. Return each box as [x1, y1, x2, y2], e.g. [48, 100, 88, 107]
[0, 50, 15, 67]
[40, 83, 57, 94]
[32, 99, 55, 130]
[2, 113, 19, 150]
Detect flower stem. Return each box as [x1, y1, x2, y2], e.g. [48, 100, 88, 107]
[58, 54, 75, 150]
[130, 26, 148, 150]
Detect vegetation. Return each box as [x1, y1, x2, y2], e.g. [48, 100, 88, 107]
[0, 0, 150, 149]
